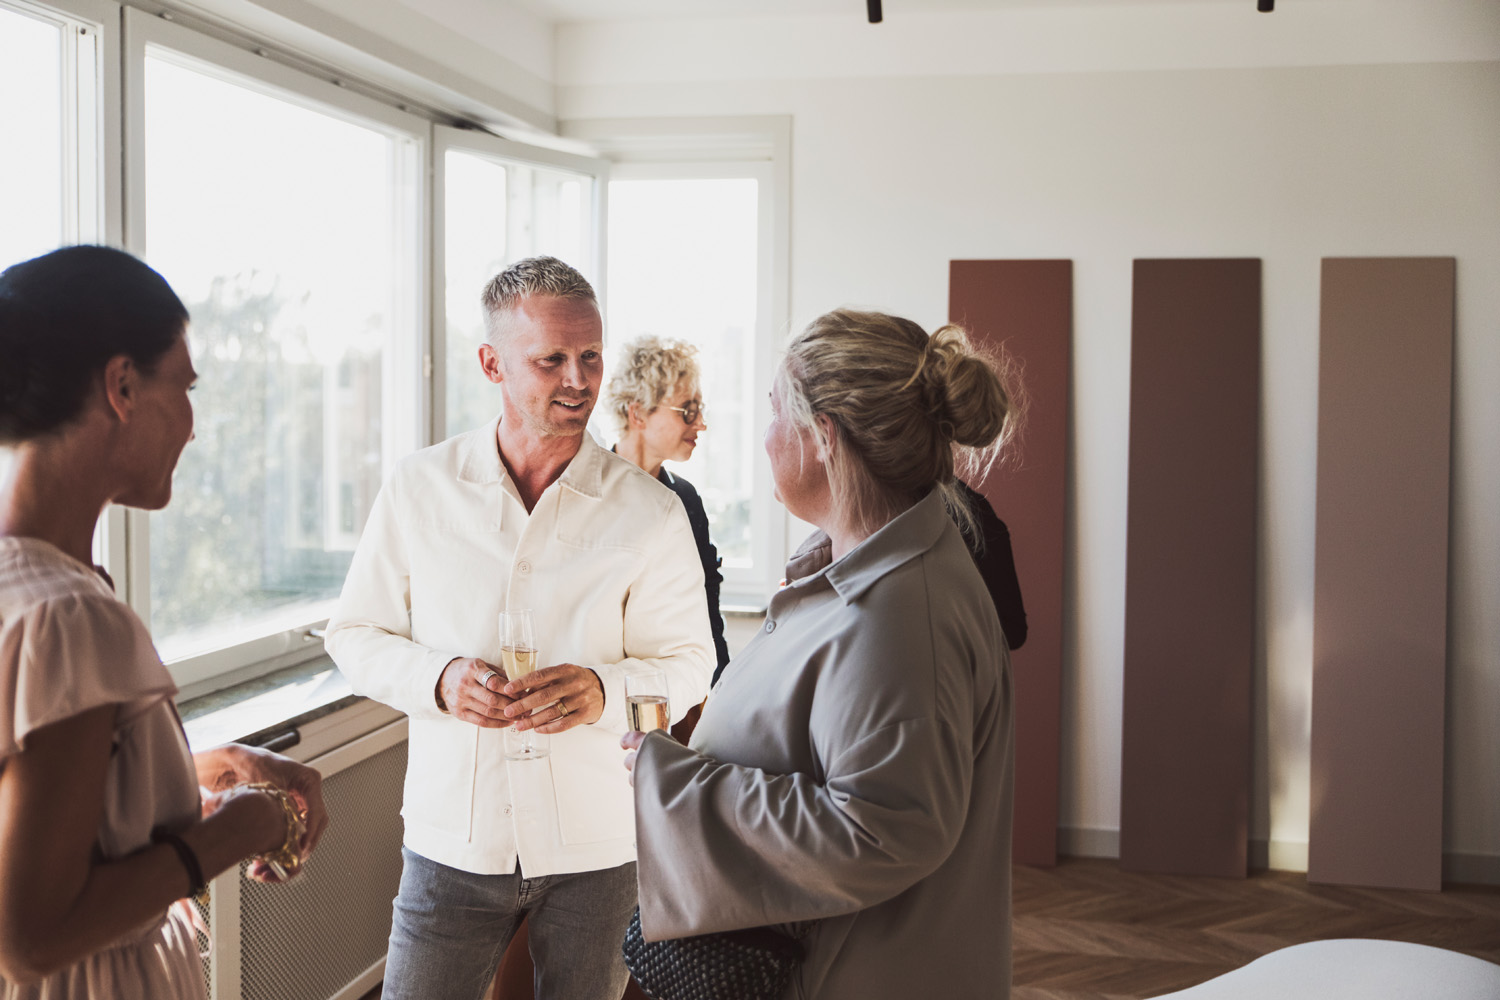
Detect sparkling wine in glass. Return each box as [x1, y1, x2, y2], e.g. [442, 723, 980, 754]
[500, 609, 547, 760]
[625, 669, 670, 734]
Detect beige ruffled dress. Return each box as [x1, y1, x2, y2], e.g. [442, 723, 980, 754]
[0, 537, 206, 1000]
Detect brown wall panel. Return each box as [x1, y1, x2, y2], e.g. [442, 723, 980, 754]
[1308, 258, 1454, 891]
[950, 259, 1071, 868]
[1120, 258, 1260, 878]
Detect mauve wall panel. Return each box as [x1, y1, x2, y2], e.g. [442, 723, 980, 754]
[949, 259, 1071, 867]
[1308, 257, 1453, 891]
[1120, 258, 1260, 879]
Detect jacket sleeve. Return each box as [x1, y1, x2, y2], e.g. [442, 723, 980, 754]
[632, 699, 974, 939]
[324, 475, 462, 722]
[587, 496, 714, 732]
[675, 479, 731, 676]
[965, 485, 1028, 650]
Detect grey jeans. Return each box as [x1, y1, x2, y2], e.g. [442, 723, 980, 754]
[381, 847, 638, 1000]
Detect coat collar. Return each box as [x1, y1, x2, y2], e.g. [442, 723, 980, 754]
[784, 490, 951, 605]
[456, 415, 606, 500]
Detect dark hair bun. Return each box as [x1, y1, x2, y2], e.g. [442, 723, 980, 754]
[0, 245, 187, 443]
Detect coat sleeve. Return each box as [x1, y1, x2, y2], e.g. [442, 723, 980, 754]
[324, 475, 461, 721]
[586, 497, 714, 733]
[632, 705, 974, 939]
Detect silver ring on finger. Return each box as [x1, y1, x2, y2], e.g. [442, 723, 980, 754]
[478, 669, 498, 689]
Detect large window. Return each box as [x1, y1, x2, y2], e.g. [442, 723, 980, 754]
[600, 159, 784, 603]
[4, 2, 786, 693]
[437, 128, 602, 440]
[605, 177, 759, 564]
[127, 14, 424, 684]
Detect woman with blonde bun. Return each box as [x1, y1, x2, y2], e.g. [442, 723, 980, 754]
[623, 308, 1018, 999]
[606, 336, 730, 680]
[0, 246, 328, 999]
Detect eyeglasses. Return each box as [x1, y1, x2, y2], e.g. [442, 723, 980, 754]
[664, 400, 705, 425]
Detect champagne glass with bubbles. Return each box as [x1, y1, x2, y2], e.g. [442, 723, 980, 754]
[500, 609, 548, 761]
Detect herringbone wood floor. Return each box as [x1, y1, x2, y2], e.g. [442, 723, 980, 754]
[363, 857, 1500, 1000]
[1011, 858, 1500, 999]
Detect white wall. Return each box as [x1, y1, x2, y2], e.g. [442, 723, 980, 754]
[554, 6, 1500, 871]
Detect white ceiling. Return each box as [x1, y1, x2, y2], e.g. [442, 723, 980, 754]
[514, 0, 1250, 24]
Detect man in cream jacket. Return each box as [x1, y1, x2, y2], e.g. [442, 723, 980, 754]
[326, 256, 713, 1000]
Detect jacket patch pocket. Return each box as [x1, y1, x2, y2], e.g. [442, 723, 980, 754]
[401, 718, 478, 841]
[551, 728, 635, 845]
[554, 491, 649, 553]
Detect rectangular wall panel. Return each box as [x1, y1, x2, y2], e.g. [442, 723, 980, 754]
[1120, 258, 1260, 878]
[950, 259, 1071, 868]
[1308, 258, 1454, 891]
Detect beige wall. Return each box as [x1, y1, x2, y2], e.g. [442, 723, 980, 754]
[555, 49, 1500, 872]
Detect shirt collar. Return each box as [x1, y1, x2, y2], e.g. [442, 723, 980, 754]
[456, 416, 606, 500]
[558, 431, 607, 499]
[457, 415, 505, 484]
[783, 490, 951, 605]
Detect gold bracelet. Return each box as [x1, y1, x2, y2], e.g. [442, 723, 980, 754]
[245, 782, 307, 879]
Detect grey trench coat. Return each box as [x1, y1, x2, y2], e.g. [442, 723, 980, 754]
[633, 490, 1015, 999]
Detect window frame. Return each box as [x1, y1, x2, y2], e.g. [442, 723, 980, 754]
[563, 115, 792, 606]
[2, 0, 124, 572]
[120, 7, 431, 696]
[430, 124, 608, 442]
[604, 160, 784, 606]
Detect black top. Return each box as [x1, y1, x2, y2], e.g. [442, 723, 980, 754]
[657, 467, 732, 681]
[957, 480, 1028, 650]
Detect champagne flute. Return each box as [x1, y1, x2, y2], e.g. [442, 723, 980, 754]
[500, 609, 548, 761]
[625, 668, 670, 734]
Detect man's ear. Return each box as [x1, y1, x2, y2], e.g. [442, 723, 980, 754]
[478, 343, 504, 385]
[628, 401, 645, 428]
[101, 355, 137, 422]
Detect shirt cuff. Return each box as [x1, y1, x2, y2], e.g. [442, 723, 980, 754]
[588, 662, 627, 730]
[409, 649, 465, 722]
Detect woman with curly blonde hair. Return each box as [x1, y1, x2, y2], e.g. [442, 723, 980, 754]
[605, 336, 729, 679]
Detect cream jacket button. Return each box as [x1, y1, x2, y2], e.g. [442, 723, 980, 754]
[517, 560, 532, 575]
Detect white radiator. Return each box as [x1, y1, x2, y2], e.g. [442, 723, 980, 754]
[194, 717, 408, 1000]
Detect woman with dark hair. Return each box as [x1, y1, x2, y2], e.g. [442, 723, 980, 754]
[0, 246, 328, 998]
[624, 308, 1019, 999]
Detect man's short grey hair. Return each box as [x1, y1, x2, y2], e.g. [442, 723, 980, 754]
[480, 256, 598, 344]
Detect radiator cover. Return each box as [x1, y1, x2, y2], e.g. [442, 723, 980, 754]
[195, 721, 408, 1000]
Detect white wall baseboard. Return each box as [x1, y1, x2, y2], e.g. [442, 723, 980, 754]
[1058, 826, 1118, 860]
[1055, 828, 1498, 887]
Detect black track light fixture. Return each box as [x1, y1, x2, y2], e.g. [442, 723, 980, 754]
[1258, 0, 1274, 10]
[868, 0, 883, 24]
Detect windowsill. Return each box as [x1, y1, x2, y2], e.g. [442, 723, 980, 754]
[178, 611, 771, 754]
[179, 654, 362, 751]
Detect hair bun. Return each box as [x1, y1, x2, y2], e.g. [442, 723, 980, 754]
[921, 325, 1009, 449]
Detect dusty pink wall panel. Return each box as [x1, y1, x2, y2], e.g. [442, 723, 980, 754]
[949, 259, 1071, 868]
[1120, 259, 1260, 879]
[1308, 258, 1454, 891]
